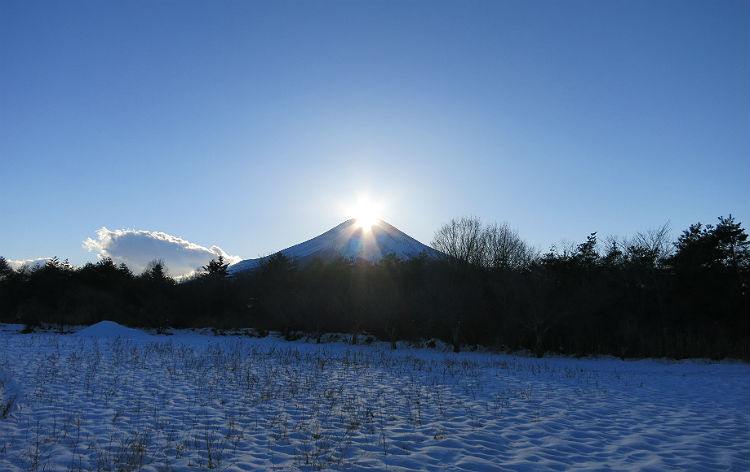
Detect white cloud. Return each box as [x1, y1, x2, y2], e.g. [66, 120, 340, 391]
[6, 257, 51, 272]
[83, 227, 241, 278]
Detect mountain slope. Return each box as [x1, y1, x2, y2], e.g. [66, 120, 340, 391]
[229, 219, 440, 273]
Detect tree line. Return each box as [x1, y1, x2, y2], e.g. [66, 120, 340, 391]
[0, 214, 747, 359]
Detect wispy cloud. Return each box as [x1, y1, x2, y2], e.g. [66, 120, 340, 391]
[83, 227, 241, 278]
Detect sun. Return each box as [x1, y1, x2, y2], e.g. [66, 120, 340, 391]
[355, 213, 378, 231]
[348, 197, 382, 231]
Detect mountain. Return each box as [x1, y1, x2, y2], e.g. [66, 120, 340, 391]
[228, 218, 440, 273]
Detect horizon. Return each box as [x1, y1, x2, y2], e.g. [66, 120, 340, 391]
[2, 0, 748, 277]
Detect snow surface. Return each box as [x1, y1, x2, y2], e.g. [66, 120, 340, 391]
[229, 219, 441, 272]
[71, 320, 152, 339]
[0, 323, 748, 471]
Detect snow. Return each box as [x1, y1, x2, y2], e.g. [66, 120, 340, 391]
[0, 324, 747, 471]
[229, 219, 440, 272]
[72, 320, 152, 339]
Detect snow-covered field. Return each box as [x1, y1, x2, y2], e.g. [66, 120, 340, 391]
[0, 322, 747, 471]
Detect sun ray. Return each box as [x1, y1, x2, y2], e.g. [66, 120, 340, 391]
[347, 196, 382, 232]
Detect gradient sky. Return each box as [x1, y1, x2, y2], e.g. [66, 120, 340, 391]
[1, 0, 748, 269]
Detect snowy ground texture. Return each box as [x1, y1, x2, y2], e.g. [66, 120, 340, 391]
[0, 322, 748, 472]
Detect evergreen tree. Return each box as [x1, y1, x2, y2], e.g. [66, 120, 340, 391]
[626, 244, 659, 267]
[203, 256, 229, 278]
[0, 256, 11, 280]
[261, 252, 297, 281]
[142, 259, 173, 284]
[573, 232, 599, 267]
[713, 215, 750, 269]
[669, 215, 749, 271]
[671, 222, 715, 270]
[602, 238, 624, 267]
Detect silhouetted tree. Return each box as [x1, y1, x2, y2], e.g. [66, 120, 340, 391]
[713, 215, 750, 269]
[141, 259, 172, 284]
[573, 232, 599, 267]
[432, 216, 485, 265]
[483, 222, 537, 270]
[628, 222, 672, 267]
[1, 214, 746, 359]
[203, 255, 229, 278]
[669, 222, 721, 271]
[0, 257, 11, 280]
[601, 237, 625, 267]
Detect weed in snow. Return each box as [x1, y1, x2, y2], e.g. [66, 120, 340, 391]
[0, 329, 747, 471]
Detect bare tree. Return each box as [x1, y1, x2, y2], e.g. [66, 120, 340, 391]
[627, 222, 672, 266]
[433, 217, 536, 269]
[482, 222, 537, 270]
[431, 216, 486, 265]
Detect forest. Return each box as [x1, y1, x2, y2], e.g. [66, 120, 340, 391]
[1, 214, 747, 360]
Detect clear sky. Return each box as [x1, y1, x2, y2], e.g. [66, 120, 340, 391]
[1, 0, 748, 273]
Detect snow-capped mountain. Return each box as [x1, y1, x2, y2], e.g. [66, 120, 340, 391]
[228, 219, 440, 273]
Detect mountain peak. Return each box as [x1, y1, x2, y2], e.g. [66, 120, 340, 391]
[229, 219, 439, 273]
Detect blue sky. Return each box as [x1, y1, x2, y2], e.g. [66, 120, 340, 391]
[1, 0, 748, 273]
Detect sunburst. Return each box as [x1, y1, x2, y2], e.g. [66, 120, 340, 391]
[348, 197, 382, 232]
